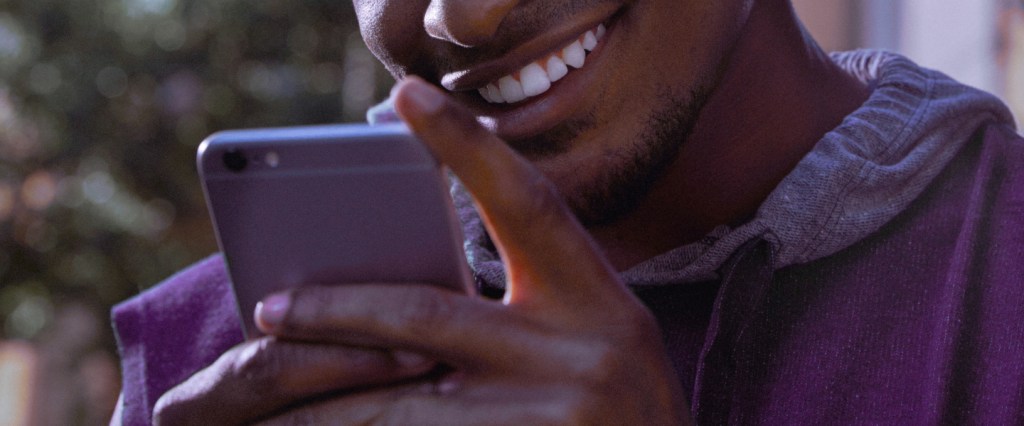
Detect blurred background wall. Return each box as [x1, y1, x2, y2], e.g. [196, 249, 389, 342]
[0, 0, 1022, 424]
[793, 0, 1024, 125]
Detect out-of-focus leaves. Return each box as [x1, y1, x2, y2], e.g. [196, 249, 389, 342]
[0, 0, 391, 350]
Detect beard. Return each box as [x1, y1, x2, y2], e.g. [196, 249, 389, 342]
[508, 87, 708, 227]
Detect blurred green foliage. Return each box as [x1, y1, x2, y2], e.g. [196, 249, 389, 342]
[0, 0, 391, 346]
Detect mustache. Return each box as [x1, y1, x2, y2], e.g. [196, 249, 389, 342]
[410, 0, 621, 78]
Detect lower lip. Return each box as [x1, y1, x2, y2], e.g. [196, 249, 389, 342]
[457, 15, 621, 143]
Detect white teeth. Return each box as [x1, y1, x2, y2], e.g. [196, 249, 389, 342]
[498, 75, 526, 103]
[562, 40, 586, 69]
[478, 23, 608, 104]
[546, 55, 568, 82]
[479, 83, 505, 103]
[486, 83, 505, 103]
[520, 63, 551, 97]
[582, 30, 597, 51]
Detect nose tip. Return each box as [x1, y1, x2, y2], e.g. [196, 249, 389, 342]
[424, 0, 521, 47]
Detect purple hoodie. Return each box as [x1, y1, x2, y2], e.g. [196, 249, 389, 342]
[111, 51, 1024, 424]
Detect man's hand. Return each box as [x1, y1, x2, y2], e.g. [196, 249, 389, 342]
[152, 338, 437, 425]
[154, 77, 689, 425]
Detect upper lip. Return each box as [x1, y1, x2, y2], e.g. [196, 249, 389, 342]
[440, 5, 621, 92]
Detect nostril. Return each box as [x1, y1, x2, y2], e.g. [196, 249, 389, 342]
[424, 0, 519, 48]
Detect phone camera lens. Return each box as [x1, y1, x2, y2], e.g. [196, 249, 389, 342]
[223, 150, 247, 172]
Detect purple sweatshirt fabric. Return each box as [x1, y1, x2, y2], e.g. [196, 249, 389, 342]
[652, 123, 1024, 424]
[111, 255, 243, 425]
[112, 52, 1024, 424]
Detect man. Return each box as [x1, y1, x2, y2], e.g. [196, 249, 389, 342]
[112, 0, 1024, 424]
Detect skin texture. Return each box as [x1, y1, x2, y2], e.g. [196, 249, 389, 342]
[154, 0, 870, 423]
[155, 80, 688, 425]
[355, 0, 754, 233]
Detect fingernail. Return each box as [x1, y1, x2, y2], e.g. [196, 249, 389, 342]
[403, 80, 444, 114]
[255, 293, 290, 327]
[393, 351, 429, 368]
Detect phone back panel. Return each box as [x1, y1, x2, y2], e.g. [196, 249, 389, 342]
[197, 124, 473, 337]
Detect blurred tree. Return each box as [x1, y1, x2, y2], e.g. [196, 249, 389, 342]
[0, 0, 390, 421]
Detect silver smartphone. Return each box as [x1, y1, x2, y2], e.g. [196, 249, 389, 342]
[197, 123, 474, 338]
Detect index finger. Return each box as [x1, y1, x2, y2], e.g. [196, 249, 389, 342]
[392, 77, 628, 307]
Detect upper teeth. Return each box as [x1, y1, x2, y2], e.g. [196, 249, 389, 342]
[478, 23, 607, 104]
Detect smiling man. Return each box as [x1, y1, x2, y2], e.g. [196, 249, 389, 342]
[112, 0, 1024, 424]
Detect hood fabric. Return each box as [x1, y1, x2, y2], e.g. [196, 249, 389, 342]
[370, 50, 1016, 290]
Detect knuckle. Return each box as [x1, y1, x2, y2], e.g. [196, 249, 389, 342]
[228, 339, 286, 399]
[562, 316, 662, 391]
[567, 340, 620, 389]
[538, 390, 592, 426]
[152, 391, 184, 426]
[154, 340, 299, 426]
[558, 402, 592, 426]
[506, 174, 566, 230]
[153, 358, 229, 425]
[286, 287, 326, 325]
[152, 379, 220, 426]
[389, 289, 459, 337]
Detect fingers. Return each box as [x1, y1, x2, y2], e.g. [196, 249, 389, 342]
[256, 284, 546, 371]
[391, 77, 626, 307]
[152, 338, 435, 425]
[256, 380, 586, 426]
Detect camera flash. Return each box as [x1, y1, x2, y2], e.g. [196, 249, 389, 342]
[265, 152, 280, 168]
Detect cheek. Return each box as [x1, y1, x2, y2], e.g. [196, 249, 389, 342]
[353, 0, 429, 78]
[637, 0, 753, 91]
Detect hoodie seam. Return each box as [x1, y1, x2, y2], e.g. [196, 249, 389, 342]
[795, 64, 935, 262]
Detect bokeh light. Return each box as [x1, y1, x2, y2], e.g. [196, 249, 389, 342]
[0, 0, 392, 422]
[0, 342, 38, 426]
[21, 171, 58, 211]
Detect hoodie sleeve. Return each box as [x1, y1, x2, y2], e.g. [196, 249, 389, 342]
[110, 254, 245, 425]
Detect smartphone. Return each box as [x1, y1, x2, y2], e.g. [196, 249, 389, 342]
[197, 123, 474, 338]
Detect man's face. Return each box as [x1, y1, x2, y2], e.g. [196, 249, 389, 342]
[353, 0, 754, 225]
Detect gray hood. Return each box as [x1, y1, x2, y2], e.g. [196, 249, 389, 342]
[372, 50, 1016, 289]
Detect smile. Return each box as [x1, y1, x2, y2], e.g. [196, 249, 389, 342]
[477, 23, 607, 104]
